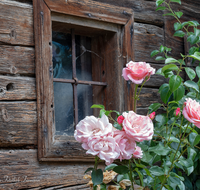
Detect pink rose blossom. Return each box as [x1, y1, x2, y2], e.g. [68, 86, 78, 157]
[113, 130, 136, 161]
[117, 115, 124, 125]
[74, 114, 113, 144]
[175, 107, 181, 117]
[183, 98, 200, 128]
[86, 135, 120, 165]
[122, 61, 155, 84]
[133, 146, 143, 159]
[149, 112, 156, 120]
[122, 111, 154, 142]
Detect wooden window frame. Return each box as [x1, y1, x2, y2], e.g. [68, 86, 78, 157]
[33, 0, 135, 162]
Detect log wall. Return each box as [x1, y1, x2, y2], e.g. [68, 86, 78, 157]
[0, 0, 198, 188]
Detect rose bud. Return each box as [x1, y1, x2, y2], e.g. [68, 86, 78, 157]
[117, 115, 124, 125]
[175, 107, 181, 117]
[149, 112, 155, 120]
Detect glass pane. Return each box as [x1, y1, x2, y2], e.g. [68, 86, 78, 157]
[76, 35, 92, 81]
[52, 31, 72, 79]
[78, 84, 93, 121]
[54, 82, 74, 136]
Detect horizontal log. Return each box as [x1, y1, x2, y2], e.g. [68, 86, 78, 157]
[134, 23, 164, 63]
[0, 45, 35, 75]
[93, 0, 164, 26]
[0, 101, 37, 146]
[0, 149, 93, 189]
[0, 0, 34, 46]
[0, 75, 36, 100]
[137, 87, 162, 108]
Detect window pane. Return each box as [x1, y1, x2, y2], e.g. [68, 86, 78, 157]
[76, 35, 92, 81]
[52, 31, 72, 79]
[54, 82, 74, 136]
[78, 84, 93, 121]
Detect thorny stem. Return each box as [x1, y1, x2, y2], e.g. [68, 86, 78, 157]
[160, 122, 190, 190]
[134, 84, 138, 112]
[129, 159, 134, 190]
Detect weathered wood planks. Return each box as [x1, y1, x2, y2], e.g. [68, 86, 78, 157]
[0, 101, 37, 146]
[0, 0, 34, 46]
[0, 45, 35, 75]
[0, 75, 36, 100]
[0, 149, 92, 189]
[134, 22, 164, 63]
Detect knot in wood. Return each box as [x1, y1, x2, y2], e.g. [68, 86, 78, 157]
[87, 13, 92, 17]
[2, 108, 11, 122]
[10, 66, 18, 74]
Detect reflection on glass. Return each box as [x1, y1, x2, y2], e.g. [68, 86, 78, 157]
[54, 82, 74, 136]
[78, 84, 93, 122]
[76, 35, 92, 81]
[52, 31, 72, 79]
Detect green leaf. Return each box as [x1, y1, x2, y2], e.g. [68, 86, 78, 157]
[156, 6, 167, 11]
[174, 30, 185, 38]
[99, 109, 106, 118]
[171, 0, 181, 4]
[113, 123, 122, 130]
[117, 174, 129, 182]
[163, 13, 174, 17]
[189, 52, 200, 61]
[174, 22, 182, 31]
[178, 181, 185, 190]
[169, 75, 182, 92]
[194, 28, 200, 36]
[91, 104, 105, 109]
[174, 84, 185, 101]
[187, 147, 197, 161]
[185, 67, 196, 80]
[165, 58, 178, 64]
[104, 164, 118, 171]
[141, 152, 153, 163]
[196, 66, 200, 78]
[113, 165, 129, 174]
[149, 166, 165, 176]
[160, 84, 172, 104]
[155, 56, 165, 61]
[156, 0, 164, 6]
[149, 143, 171, 156]
[187, 34, 199, 45]
[91, 169, 103, 186]
[148, 103, 162, 113]
[162, 64, 179, 72]
[160, 45, 165, 53]
[188, 21, 200, 27]
[156, 68, 164, 76]
[155, 114, 168, 125]
[184, 80, 199, 92]
[151, 50, 160, 57]
[135, 168, 144, 187]
[85, 167, 94, 174]
[168, 136, 180, 143]
[189, 46, 199, 55]
[189, 132, 200, 147]
[175, 11, 183, 18]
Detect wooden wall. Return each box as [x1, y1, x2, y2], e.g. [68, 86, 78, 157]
[0, 0, 199, 189]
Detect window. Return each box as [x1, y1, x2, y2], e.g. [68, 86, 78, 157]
[33, 0, 134, 161]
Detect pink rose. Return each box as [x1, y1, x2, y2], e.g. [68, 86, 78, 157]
[117, 115, 124, 125]
[113, 130, 136, 161]
[122, 111, 154, 142]
[175, 107, 181, 117]
[149, 112, 156, 120]
[74, 114, 113, 144]
[183, 98, 200, 128]
[122, 61, 155, 84]
[86, 135, 120, 165]
[132, 146, 143, 159]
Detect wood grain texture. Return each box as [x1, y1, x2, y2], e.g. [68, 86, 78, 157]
[0, 149, 92, 189]
[0, 75, 36, 100]
[0, 101, 37, 146]
[134, 22, 164, 63]
[0, 0, 34, 46]
[0, 45, 35, 75]
[93, 0, 164, 26]
[45, 0, 132, 25]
